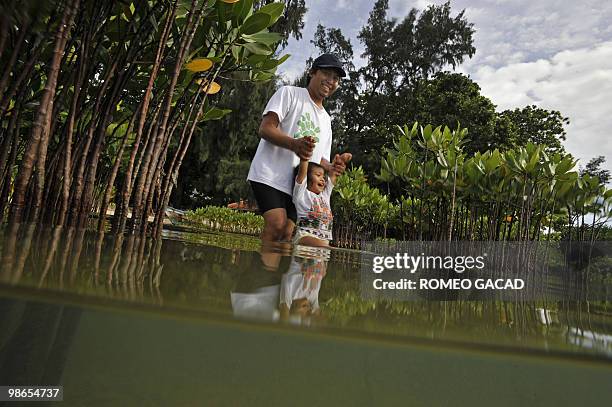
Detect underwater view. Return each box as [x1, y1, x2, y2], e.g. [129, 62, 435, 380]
[1, 224, 611, 405]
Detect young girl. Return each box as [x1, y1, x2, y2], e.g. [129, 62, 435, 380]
[292, 141, 351, 247]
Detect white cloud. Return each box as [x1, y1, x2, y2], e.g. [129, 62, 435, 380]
[474, 42, 612, 171]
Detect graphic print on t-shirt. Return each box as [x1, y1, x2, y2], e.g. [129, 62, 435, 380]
[299, 195, 333, 231]
[293, 112, 320, 142]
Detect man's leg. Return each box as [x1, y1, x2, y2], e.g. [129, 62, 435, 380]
[261, 208, 288, 242]
[282, 219, 295, 242]
[282, 195, 297, 241]
[250, 181, 295, 243]
[260, 209, 290, 272]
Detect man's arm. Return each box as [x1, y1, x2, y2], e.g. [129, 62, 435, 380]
[325, 153, 353, 185]
[321, 153, 352, 181]
[259, 112, 315, 160]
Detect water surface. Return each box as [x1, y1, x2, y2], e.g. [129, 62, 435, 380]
[1, 224, 611, 405]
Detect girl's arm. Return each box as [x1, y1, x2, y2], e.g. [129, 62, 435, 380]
[296, 137, 315, 184]
[296, 158, 308, 184]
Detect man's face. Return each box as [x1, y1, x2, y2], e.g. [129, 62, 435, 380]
[309, 68, 341, 99]
[308, 166, 326, 194]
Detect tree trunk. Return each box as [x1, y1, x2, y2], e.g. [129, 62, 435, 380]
[67, 59, 117, 226]
[56, 25, 90, 227]
[0, 18, 31, 105]
[8, 0, 79, 225]
[0, 35, 43, 116]
[0, 102, 22, 220]
[97, 111, 138, 232]
[114, 102, 163, 233]
[132, 0, 202, 232]
[0, 14, 9, 60]
[154, 61, 225, 234]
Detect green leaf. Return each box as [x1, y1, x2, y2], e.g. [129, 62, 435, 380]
[217, 1, 228, 26]
[243, 42, 272, 55]
[205, 56, 224, 63]
[202, 107, 232, 121]
[257, 2, 285, 25]
[238, 0, 254, 23]
[276, 53, 290, 65]
[231, 45, 241, 62]
[241, 31, 283, 46]
[246, 54, 268, 66]
[240, 12, 271, 35]
[253, 72, 275, 82]
[259, 57, 282, 70]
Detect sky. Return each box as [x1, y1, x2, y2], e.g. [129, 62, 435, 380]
[279, 0, 612, 176]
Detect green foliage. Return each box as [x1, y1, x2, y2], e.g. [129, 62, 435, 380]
[358, 0, 475, 90]
[332, 167, 398, 245]
[376, 122, 612, 241]
[409, 72, 496, 154]
[305, 1, 477, 174]
[0, 0, 303, 228]
[174, 77, 277, 207]
[170, 0, 306, 207]
[582, 156, 611, 186]
[497, 105, 569, 154]
[185, 205, 264, 236]
[321, 120, 611, 245]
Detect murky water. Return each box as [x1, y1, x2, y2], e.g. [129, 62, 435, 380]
[1, 224, 611, 406]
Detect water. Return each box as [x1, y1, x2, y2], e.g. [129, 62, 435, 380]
[1, 224, 611, 406]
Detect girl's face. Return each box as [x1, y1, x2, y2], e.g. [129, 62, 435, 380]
[308, 166, 326, 194]
[290, 298, 312, 317]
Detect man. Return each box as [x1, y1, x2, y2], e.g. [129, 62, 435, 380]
[247, 53, 348, 242]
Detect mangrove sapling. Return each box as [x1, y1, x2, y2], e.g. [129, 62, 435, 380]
[0, 16, 31, 107]
[9, 0, 79, 225]
[131, 0, 204, 232]
[153, 56, 229, 235]
[111, 4, 177, 233]
[80, 14, 159, 228]
[98, 111, 139, 232]
[66, 57, 119, 226]
[145, 79, 203, 232]
[114, 100, 164, 233]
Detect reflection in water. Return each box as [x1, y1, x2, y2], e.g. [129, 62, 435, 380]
[567, 327, 612, 354]
[230, 244, 329, 325]
[0, 224, 164, 304]
[0, 223, 611, 360]
[278, 246, 328, 325]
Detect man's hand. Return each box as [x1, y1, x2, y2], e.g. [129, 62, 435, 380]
[332, 152, 352, 176]
[292, 136, 316, 161]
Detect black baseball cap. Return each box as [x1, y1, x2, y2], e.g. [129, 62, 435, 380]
[311, 53, 346, 78]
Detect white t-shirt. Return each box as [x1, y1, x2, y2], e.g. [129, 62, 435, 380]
[247, 86, 333, 195]
[292, 177, 334, 241]
[279, 257, 326, 311]
[230, 285, 280, 322]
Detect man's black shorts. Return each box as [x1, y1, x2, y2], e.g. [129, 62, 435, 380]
[250, 181, 297, 223]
